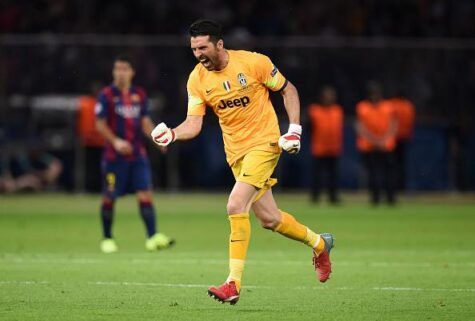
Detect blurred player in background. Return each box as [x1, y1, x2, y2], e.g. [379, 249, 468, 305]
[355, 81, 398, 205]
[308, 86, 343, 204]
[151, 19, 334, 305]
[390, 91, 415, 191]
[77, 82, 104, 193]
[95, 55, 174, 253]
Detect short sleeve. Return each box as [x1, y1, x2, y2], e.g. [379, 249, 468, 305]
[356, 102, 363, 114]
[383, 100, 396, 117]
[252, 53, 288, 92]
[95, 92, 108, 119]
[186, 71, 206, 116]
[356, 102, 366, 119]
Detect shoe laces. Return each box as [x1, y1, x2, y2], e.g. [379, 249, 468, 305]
[313, 251, 327, 269]
[313, 256, 320, 268]
[220, 282, 238, 295]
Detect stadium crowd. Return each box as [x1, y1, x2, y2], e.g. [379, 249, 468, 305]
[1, 0, 474, 37]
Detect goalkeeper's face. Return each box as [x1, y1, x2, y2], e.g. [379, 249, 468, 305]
[113, 61, 135, 88]
[190, 36, 223, 71]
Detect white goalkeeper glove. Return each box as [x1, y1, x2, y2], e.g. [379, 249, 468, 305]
[151, 122, 176, 147]
[278, 124, 302, 154]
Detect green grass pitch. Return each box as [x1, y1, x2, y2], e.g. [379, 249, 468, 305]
[1, 193, 475, 321]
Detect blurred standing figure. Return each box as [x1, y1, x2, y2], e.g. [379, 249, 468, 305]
[95, 55, 174, 253]
[77, 83, 105, 193]
[390, 93, 415, 191]
[355, 82, 398, 205]
[307, 86, 343, 204]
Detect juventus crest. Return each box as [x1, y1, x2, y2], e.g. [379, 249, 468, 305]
[237, 73, 247, 88]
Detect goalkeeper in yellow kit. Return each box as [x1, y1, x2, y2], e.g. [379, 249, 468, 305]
[152, 19, 334, 305]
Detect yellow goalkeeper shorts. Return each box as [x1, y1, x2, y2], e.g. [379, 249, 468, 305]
[231, 150, 280, 202]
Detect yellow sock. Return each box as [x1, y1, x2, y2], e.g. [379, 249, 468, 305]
[227, 259, 245, 291]
[226, 212, 250, 291]
[275, 211, 325, 255]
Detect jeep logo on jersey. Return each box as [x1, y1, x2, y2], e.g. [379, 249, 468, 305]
[237, 73, 247, 88]
[217, 96, 250, 109]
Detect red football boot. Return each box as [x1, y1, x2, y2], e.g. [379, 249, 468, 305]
[313, 233, 335, 283]
[207, 281, 240, 305]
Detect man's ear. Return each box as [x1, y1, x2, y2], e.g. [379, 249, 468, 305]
[216, 39, 224, 50]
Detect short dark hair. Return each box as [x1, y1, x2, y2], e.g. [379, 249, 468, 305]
[114, 54, 135, 69]
[188, 19, 223, 43]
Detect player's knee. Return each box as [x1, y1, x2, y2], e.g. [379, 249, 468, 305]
[102, 197, 114, 207]
[101, 198, 115, 218]
[226, 197, 247, 215]
[137, 191, 152, 203]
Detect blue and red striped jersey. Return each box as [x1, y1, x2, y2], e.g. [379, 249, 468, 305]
[95, 84, 150, 161]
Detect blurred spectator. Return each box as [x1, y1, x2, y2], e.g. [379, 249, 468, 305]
[77, 82, 105, 193]
[1, 1, 474, 37]
[307, 86, 343, 204]
[0, 153, 16, 192]
[0, 146, 63, 193]
[390, 92, 415, 191]
[355, 81, 397, 205]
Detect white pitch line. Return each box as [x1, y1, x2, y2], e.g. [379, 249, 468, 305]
[373, 287, 475, 292]
[0, 280, 49, 285]
[89, 281, 475, 292]
[1, 280, 475, 293]
[92, 281, 210, 288]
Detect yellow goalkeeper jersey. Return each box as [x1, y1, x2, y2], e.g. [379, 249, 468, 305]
[187, 50, 288, 165]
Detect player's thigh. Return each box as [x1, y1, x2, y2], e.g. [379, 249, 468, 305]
[232, 151, 279, 201]
[237, 151, 279, 189]
[131, 157, 153, 193]
[136, 189, 153, 202]
[102, 161, 128, 199]
[251, 189, 281, 226]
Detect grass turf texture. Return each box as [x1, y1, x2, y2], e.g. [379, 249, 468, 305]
[1, 193, 474, 321]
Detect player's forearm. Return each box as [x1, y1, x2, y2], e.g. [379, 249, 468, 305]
[355, 121, 379, 143]
[141, 117, 156, 138]
[96, 119, 119, 144]
[173, 116, 203, 141]
[384, 119, 398, 140]
[375, 119, 398, 143]
[173, 123, 200, 140]
[281, 81, 300, 125]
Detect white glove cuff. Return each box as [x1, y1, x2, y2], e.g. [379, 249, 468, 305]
[288, 124, 302, 135]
